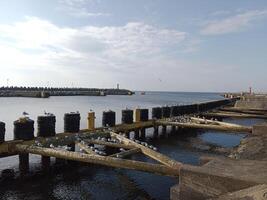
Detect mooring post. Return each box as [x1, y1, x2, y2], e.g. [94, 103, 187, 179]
[63, 112, 80, 164]
[87, 111, 95, 131]
[134, 109, 141, 139]
[170, 106, 177, 134]
[102, 110, 116, 154]
[140, 128, 145, 139]
[102, 110, 116, 128]
[152, 107, 162, 138]
[134, 129, 140, 139]
[140, 109, 149, 139]
[64, 112, 81, 152]
[37, 114, 56, 169]
[122, 109, 133, 138]
[161, 106, 171, 137]
[14, 117, 34, 173]
[0, 121, 5, 143]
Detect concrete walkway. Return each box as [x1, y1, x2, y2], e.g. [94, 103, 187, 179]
[171, 122, 267, 200]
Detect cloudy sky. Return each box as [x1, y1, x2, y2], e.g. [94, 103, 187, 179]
[0, 0, 266, 92]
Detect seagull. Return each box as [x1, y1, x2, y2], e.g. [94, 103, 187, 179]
[90, 146, 95, 150]
[116, 154, 122, 158]
[94, 149, 99, 154]
[22, 111, 29, 116]
[44, 111, 53, 116]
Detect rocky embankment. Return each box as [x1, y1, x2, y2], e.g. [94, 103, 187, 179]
[229, 94, 267, 160]
[229, 122, 267, 161]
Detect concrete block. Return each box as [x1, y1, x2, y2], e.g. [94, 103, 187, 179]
[174, 157, 267, 200]
[170, 184, 180, 200]
[252, 123, 267, 136]
[209, 184, 267, 200]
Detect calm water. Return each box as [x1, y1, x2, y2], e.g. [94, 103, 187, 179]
[0, 91, 223, 140]
[0, 92, 262, 200]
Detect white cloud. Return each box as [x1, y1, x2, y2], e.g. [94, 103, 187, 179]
[0, 17, 195, 88]
[0, 16, 75, 51]
[0, 16, 187, 54]
[57, 0, 110, 18]
[201, 9, 267, 35]
[1, 17, 252, 92]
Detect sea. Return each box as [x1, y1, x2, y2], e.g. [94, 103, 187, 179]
[0, 92, 263, 200]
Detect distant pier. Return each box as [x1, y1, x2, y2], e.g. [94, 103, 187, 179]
[0, 87, 134, 98]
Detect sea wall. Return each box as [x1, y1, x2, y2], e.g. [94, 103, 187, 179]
[0, 91, 46, 98]
[235, 94, 267, 109]
[169, 98, 236, 116]
[0, 87, 134, 98]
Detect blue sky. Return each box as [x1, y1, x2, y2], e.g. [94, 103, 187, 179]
[0, 0, 266, 92]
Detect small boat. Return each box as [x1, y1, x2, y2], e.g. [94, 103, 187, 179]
[141, 92, 146, 95]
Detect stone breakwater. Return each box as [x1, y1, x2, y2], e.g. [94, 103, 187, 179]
[0, 87, 134, 98]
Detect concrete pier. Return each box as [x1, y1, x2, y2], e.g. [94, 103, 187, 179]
[235, 94, 267, 110]
[171, 157, 267, 200]
[0, 86, 134, 98]
[171, 110, 267, 199]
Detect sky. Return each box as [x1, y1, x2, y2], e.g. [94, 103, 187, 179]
[0, 0, 266, 92]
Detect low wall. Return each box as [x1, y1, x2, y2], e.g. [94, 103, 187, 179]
[170, 98, 236, 116]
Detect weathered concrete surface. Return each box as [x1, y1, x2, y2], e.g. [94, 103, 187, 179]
[252, 122, 267, 136]
[171, 157, 267, 200]
[229, 123, 267, 161]
[209, 184, 267, 200]
[171, 122, 267, 200]
[235, 95, 267, 110]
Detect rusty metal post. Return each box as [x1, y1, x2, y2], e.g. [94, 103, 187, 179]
[87, 112, 95, 131]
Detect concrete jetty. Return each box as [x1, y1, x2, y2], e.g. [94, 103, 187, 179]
[235, 94, 267, 110]
[171, 94, 267, 200]
[0, 86, 134, 98]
